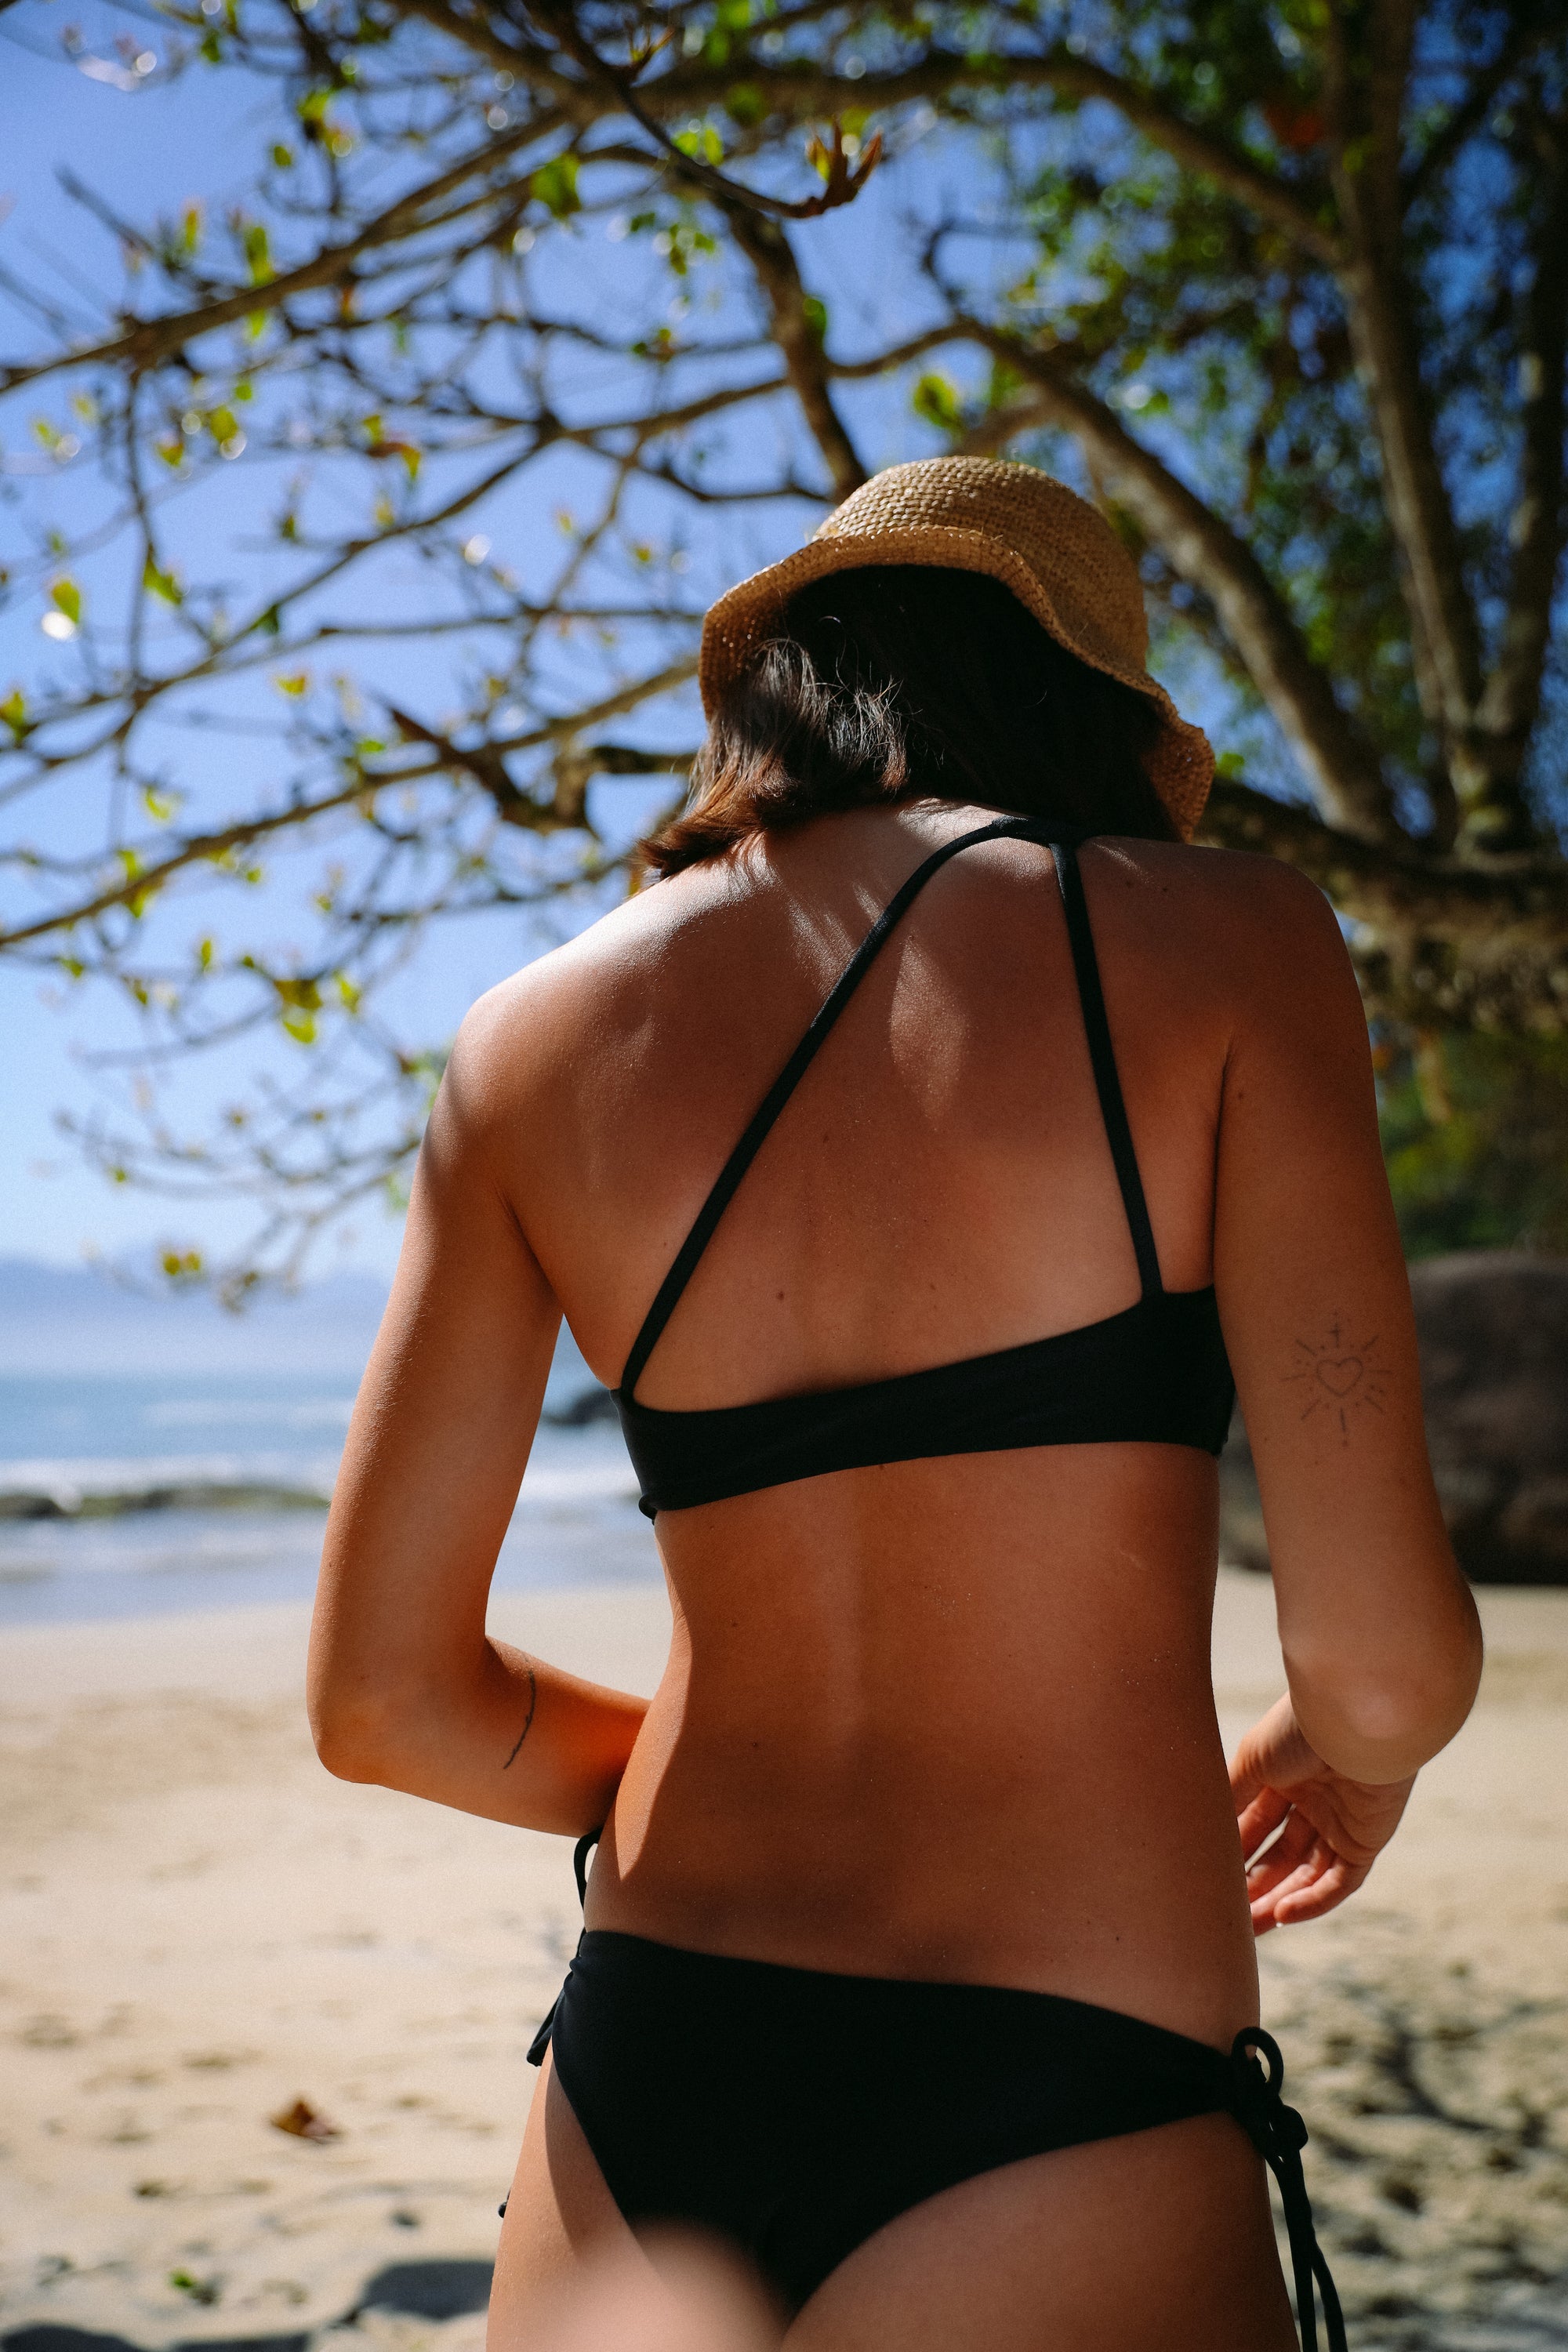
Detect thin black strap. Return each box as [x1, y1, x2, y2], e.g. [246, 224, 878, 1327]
[1051, 840, 1163, 1300]
[1229, 2029, 1348, 2352]
[521, 1827, 603, 2081]
[620, 817, 1044, 1399]
[572, 1825, 601, 1908]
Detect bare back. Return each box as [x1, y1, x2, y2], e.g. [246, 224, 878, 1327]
[447, 804, 1404, 2045]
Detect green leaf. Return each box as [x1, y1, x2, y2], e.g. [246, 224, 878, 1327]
[50, 578, 82, 625]
[242, 223, 272, 285]
[800, 296, 828, 346]
[1, 687, 28, 739]
[673, 123, 724, 165]
[117, 844, 159, 919]
[528, 154, 579, 220]
[912, 372, 963, 433]
[142, 554, 183, 606]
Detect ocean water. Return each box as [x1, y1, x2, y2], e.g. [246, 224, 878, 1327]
[0, 1346, 658, 1626]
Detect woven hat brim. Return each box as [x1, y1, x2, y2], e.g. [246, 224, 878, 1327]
[699, 525, 1213, 840]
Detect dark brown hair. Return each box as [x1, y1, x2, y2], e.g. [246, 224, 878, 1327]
[642, 565, 1177, 876]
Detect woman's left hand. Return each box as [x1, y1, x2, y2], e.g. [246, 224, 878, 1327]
[1229, 1693, 1416, 1935]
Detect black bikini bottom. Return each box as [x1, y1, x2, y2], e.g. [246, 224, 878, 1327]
[524, 1922, 1346, 2350]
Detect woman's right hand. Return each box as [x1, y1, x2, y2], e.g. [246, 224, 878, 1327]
[1229, 1693, 1416, 1936]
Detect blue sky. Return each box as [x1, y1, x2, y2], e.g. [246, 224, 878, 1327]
[0, 9, 1279, 1274]
[2, 19, 283, 1264]
[0, 11, 993, 1271]
[0, 16, 673, 1269]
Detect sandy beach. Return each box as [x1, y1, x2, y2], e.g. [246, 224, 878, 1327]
[2, 1572, 1566, 2352]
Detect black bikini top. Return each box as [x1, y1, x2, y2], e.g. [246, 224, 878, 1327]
[614, 818, 1234, 1519]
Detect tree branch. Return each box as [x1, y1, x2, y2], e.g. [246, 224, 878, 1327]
[0, 114, 557, 393]
[383, 6, 1343, 263]
[394, 654, 701, 771]
[666, 49, 1344, 264]
[394, 0, 570, 84]
[531, 1, 883, 223]
[549, 740, 694, 828]
[726, 207, 866, 499]
[961, 326, 1396, 840]
[1200, 777, 1568, 951]
[0, 779, 373, 951]
[1402, 10, 1554, 211]
[385, 705, 548, 824]
[1474, 114, 1568, 782]
[1323, 2, 1497, 839]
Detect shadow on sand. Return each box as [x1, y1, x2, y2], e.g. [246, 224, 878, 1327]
[2, 2258, 496, 2352]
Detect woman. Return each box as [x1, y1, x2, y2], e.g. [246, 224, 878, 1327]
[309, 459, 1482, 2351]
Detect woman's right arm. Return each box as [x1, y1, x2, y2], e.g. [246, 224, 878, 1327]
[307, 992, 648, 1835]
[1211, 860, 1482, 1793]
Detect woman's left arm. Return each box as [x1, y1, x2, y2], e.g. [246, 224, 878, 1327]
[307, 1005, 648, 1833]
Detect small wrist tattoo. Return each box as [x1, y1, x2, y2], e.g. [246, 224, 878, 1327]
[1284, 1316, 1390, 1443]
[502, 1658, 538, 1771]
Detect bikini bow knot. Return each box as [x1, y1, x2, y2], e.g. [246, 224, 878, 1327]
[1229, 2026, 1308, 2158]
[1228, 2027, 1347, 2352]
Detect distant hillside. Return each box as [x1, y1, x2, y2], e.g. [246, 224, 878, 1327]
[0, 1257, 390, 1375]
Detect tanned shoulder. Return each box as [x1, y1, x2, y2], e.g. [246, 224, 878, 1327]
[441, 858, 738, 1140]
[1092, 839, 1349, 1003]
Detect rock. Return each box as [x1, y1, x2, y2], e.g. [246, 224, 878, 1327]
[1221, 1252, 1568, 1586]
[0, 1481, 328, 1522]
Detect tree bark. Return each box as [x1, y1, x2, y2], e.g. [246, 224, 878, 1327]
[1473, 117, 1568, 793]
[1321, 1, 1520, 848]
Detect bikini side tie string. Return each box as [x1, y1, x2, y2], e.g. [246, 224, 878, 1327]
[521, 1828, 603, 2074]
[499, 1831, 608, 2220]
[1229, 2026, 1348, 2352]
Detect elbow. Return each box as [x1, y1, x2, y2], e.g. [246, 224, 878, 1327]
[1292, 1616, 1484, 1783]
[308, 1686, 401, 1785]
[1311, 1672, 1476, 1784]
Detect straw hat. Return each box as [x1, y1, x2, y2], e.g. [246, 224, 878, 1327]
[699, 456, 1214, 840]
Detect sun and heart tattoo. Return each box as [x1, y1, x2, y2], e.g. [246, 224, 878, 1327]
[1284, 1317, 1392, 1443]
